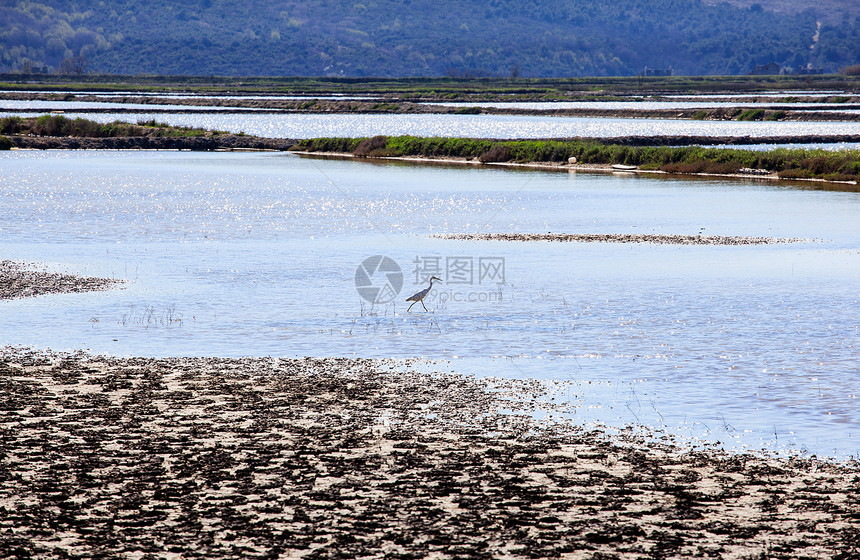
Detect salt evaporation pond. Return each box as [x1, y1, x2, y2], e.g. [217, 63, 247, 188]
[1, 150, 858, 460]
[0, 99, 256, 111]
[426, 100, 859, 112]
[4, 109, 860, 140]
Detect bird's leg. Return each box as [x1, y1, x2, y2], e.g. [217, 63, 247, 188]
[421, 300, 428, 312]
[407, 301, 416, 312]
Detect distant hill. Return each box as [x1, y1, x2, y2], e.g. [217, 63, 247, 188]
[2, 0, 858, 77]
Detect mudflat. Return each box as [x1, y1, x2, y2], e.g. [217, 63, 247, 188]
[2, 264, 858, 558]
[1, 347, 858, 559]
[0, 261, 122, 301]
[432, 233, 812, 245]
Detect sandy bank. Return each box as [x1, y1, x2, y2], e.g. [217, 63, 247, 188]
[1, 347, 858, 559]
[433, 233, 812, 245]
[0, 260, 123, 300]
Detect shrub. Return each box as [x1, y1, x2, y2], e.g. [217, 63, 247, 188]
[0, 136, 13, 150]
[290, 136, 860, 183]
[737, 109, 765, 121]
[661, 160, 740, 175]
[33, 115, 68, 136]
[842, 65, 860, 76]
[478, 144, 512, 163]
[353, 135, 390, 157]
[662, 161, 707, 174]
[290, 137, 361, 153]
[778, 168, 814, 179]
[0, 116, 24, 135]
[138, 119, 169, 128]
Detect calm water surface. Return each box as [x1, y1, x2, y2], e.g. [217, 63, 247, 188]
[427, 100, 860, 112]
[5, 98, 854, 112]
[4, 110, 859, 140]
[1, 151, 858, 459]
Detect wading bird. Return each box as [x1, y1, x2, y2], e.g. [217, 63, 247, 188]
[406, 276, 442, 312]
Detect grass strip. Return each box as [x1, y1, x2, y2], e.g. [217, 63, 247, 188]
[293, 135, 860, 183]
[0, 115, 220, 140]
[4, 73, 860, 97]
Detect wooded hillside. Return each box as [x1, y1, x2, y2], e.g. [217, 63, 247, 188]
[2, 0, 858, 77]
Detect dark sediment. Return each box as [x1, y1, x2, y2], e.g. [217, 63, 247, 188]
[1, 347, 858, 559]
[433, 233, 812, 245]
[0, 260, 123, 300]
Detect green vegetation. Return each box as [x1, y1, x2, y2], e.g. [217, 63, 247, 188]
[3, 74, 859, 100]
[292, 136, 860, 183]
[0, 135, 12, 150]
[0, 115, 220, 138]
[453, 107, 483, 115]
[2, 0, 859, 77]
[736, 109, 767, 121]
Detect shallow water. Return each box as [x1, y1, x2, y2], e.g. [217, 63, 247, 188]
[4, 109, 860, 140]
[5, 97, 853, 113]
[427, 100, 860, 113]
[0, 99, 261, 111]
[1, 150, 858, 459]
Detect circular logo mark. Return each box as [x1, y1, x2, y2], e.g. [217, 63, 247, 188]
[354, 255, 403, 304]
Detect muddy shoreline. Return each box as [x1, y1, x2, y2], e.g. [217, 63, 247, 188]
[433, 233, 812, 245]
[1, 347, 858, 559]
[0, 261, 123, 300]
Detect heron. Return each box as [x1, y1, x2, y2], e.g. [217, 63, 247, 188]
[406, 276, 442, 312]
